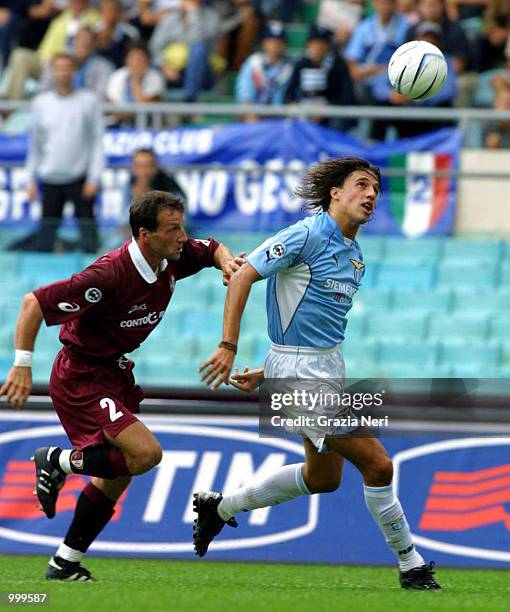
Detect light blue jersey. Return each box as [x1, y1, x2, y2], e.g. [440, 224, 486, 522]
[247, 212, 365, 349]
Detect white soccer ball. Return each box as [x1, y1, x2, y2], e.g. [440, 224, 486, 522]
[387, 40, 448, 101]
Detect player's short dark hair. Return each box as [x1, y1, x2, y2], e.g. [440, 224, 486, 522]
[129, 190, 185, 237]
[296, 157, 381, 212]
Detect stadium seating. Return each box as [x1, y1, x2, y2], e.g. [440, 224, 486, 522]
[437, 261, 499, 289]
[383, 237, 443, 264]
[391, 290, 450, 313]
[376, 263, 436, 290]
[0, 237, 508, 387]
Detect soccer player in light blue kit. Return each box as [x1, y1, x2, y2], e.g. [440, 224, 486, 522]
[195, 157, 441, 590]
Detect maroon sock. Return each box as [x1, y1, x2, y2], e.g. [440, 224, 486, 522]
[51, 445, 130, 479]
[63, 483, 116, 553]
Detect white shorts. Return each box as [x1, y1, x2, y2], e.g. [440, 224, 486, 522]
[264, 343, 355, 453]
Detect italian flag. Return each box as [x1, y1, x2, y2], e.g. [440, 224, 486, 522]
[389, 152, 452, 238]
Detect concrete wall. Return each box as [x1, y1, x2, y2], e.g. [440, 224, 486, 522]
[456, 150, 510, 236]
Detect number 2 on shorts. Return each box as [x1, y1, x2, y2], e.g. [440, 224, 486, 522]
[100, 397, 124, 422]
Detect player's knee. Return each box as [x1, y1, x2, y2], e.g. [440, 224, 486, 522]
[365, 457, 393, 486]
[151, 445, 163, 467]
[305, 473, 341, 494]
[141, 445, 163, 472]
[128, 445, 163, 474]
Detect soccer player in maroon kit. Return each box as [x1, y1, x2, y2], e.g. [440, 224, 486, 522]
[0, 190, 245, 581]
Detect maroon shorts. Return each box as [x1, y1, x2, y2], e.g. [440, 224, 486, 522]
[49, 348, 144, 450]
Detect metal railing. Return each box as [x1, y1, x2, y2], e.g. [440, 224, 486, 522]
[0, 99, 506, 130]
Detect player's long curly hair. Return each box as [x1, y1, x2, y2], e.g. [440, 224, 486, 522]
[296, 157, 381, 213]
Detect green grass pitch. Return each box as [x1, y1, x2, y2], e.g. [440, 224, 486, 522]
[0, 556, 509, 612]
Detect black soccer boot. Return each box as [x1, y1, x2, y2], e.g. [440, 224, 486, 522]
[192, 491, 238, 557]
[400, 561, 442, 590]
[46, 556, 94, 581]
[32, 447, 66, 519]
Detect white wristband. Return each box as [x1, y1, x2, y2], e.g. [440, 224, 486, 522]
[14, 350, 33, 367]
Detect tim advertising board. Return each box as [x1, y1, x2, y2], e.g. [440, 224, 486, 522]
[0, 413, 508, 567]
[394, 436, 510, 567]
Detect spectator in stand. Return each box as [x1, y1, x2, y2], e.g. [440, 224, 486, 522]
[39, 26, 115, 98]
[344, 0, 409, 103]
[484, 85, 510, 147]
[137, 0, 180, 27]
[397, 0, 420, 25]
[0, 1, 32, 68]
[10, 52, 104, 253]
[285, 24, 356, 131]
[370, 20, 457, 139]
[471, 0, 510, 72]
[254, 0, 299, 23]
[129, 148, 185, 202]
[149, 0, 221, 102]
[1, 2, 64, 100]
[121, 0, 141, 21]
[407, 0, 469, 74]
[95, 0, 139, 68]
[2, 0, 100, 100]
[235, 22, 293, 113]
[114, 147, 186, 241]
[135, 0, 180, 39]
[444, 0, 486, 33]
[214, 0, 260, 71]
[106, 42, 165, 125]
[317, 0, 365, 50]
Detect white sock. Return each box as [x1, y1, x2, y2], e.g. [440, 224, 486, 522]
[55, 542, 83, 563]
[217, 463, 311, 521]
[363, 484, 425, 571]
[58, 450, 73, 474]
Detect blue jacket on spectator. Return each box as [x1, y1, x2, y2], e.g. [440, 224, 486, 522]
[344, 12, 409, 84]
[236, 52, 293, 104]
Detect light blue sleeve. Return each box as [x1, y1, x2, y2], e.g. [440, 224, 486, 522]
[236, 57, 257, 103]
[344, 20, 368, 63]
[247, 223, 310, 278]
[370, 71, 393, 102]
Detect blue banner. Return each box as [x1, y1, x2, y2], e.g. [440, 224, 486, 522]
[0, 121, 461, 237]
[0, 413, 508, 568]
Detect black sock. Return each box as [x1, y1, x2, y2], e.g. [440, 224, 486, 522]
[63, 483, 116, 553]
[50, 445, 129, 479]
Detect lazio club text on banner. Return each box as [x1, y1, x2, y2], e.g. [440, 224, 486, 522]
[0, 121, 462, 237]
[0, 413, 509, 568]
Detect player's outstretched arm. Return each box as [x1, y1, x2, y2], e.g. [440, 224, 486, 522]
[229, 367, 265, 392]
[0, 293, 43, 410]
[213, 243, 246, 285]
[199, 263, 261, 389]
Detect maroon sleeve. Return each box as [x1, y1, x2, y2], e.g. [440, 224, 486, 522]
[174, 237, 220, 280]
[33, 261, 117, 326]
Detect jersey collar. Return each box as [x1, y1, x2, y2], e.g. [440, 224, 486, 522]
[128, 238, 168, 283]
[325, 212, 355, 247]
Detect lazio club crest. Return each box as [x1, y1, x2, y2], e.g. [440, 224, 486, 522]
[350, 259, 365, 284]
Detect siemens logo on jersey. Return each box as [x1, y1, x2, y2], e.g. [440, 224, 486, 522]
[324, 279, 358, 297]
[120, 311, 165, 328]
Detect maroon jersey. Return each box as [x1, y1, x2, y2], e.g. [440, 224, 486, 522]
[33, 238, 219, 361]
